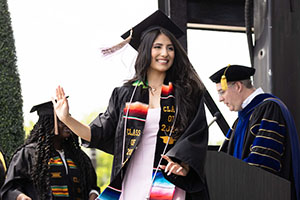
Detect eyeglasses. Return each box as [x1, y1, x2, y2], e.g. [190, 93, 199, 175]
[217, 82, 236, 96]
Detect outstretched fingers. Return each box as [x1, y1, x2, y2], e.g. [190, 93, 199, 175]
[53, 86, 69, 122]
[56, 85, 66, 100]
[160, 155, 189, 176]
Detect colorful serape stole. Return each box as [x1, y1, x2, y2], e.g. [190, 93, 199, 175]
[96, 169, 175, 200]
[149, 169, 175, 200]
[96, 186, 121, 200]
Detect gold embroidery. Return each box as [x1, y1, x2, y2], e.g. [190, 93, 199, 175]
[251, 145, 283, 156]
[259, 128, 284, 138]
[126, 148, 133, 156]
[163, 106, 175, 113]
[262, 118, 285, 127]
[73, 177, 79, 183]
[161, 124, 175, 133]
[250, 151, 281, 164]
[256, 135, 283, 145]
[51, 172, 61, 178]
[167, 115, 175, 122]
[130, 139, 136, 146]
[127, 128, 141, 136]
[160, 136, 175, 144]
[250, 124, 260, 136]
[248, 162, 281, 172]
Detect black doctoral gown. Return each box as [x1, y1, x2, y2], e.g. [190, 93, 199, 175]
[220, 93, 300, 200]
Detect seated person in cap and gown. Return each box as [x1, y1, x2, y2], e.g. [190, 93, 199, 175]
[53, 10, 209, 200]
[0, 101, 100, 200]
[209, 64, 300, 200]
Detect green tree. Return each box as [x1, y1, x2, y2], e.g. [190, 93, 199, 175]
[96, 150, 113, 191]
[0, 0, 24, 160]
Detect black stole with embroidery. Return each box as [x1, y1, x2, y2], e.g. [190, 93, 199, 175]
[122, 81, 177, 169]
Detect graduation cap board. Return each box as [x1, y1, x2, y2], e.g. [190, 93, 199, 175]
[121, 10, 184, 51]
[30, 100, 59, 135]
[101, 10, 184, 56]
[209, 65, 255, 90]
[30, 101, 54, 116]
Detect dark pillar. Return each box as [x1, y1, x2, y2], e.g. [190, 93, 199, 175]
[253, 0, 300, 134]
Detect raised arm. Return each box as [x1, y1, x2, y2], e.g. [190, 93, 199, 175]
[53, 86, 91, 141]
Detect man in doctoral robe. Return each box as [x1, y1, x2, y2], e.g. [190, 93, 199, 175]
[209, 64, 300, 200]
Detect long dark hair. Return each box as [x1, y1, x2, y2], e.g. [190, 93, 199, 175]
[127, 28, 205, 135]
[21, 115, 94, 200]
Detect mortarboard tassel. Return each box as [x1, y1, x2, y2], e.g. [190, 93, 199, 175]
[100, 29, 133, 56]
[221, 75, 228, 91]
[53, 108, 59, 135]
[221, 64, 231, 91]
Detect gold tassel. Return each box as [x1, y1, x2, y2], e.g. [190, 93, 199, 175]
[221, 64, 230, 91]
[53, 108, 59, 135]
[221, 75, 228, 91]
[101, 29, 133, 56]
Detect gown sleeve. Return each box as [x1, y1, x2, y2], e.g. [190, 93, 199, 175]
[164, 95, 209, 194]
[243, 101, 286, 173]
[0, 145, 37, 200]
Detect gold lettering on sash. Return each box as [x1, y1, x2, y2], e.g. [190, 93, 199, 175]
[163, 106, 175, 113]
[160, 136, 176, 144]
[161, 124, 175, 133]
[161, 124, 166, 132]
[168, 115, 174, 122]
[126, 148, 133, 156]
[130, 139, 136, 146]
[127, 128, 141, 136]
[166, 126, 170, 132]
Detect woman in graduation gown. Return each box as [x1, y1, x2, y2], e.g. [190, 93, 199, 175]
[53, 10, 209, 200]
[0, 101, 100, 200]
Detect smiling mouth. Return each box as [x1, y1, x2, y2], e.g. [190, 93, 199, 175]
[157, 59, 168, 64]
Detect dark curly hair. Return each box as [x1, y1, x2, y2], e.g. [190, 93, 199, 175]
[127, 27, 205, 137]
[21, 115, 95, 200]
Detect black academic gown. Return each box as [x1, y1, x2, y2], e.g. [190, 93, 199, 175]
[0, 143, 99, 200]
[85, 83, 209, 199]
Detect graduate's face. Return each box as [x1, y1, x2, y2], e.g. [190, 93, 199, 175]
[216, 82, 243, 111]
[57, 121, 72, 139]
[149, 33, 175, 74]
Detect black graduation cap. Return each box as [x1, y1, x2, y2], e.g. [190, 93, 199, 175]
[30, 100, 59, 134]
[121, 10, 184, 50]
[30, 101, 54, 116]
[209, 65, 255, 84]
